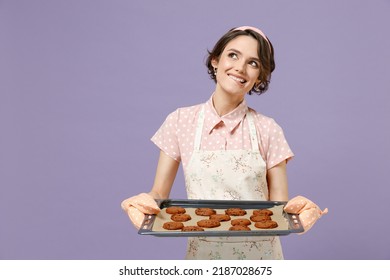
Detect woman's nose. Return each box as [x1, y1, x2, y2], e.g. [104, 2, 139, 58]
[234, 60, 246, 73]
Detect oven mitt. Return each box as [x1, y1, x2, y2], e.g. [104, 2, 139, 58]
[121, 193, 161, 229]
[284, 195, 328, 234]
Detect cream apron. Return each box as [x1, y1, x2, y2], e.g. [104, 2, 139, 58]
[184, 106, 284, 260]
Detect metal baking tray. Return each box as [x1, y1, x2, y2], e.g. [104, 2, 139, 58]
[138, 199, 304, 237]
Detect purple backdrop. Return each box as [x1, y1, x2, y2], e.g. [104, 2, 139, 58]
[1, 0, 389, 260]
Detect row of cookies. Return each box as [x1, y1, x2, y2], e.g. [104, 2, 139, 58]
[164, 206, 203, 231]
[162, 206, 278, 231]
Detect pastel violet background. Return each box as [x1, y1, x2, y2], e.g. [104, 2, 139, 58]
[1, 0, 389, 260]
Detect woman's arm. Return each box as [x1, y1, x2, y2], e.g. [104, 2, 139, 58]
[120, 151, 178, 229]
[148, 150, 180, 200]
[267, 160, 288, 201]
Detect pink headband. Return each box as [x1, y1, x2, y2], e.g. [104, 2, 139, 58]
[234, 26, 271, 51]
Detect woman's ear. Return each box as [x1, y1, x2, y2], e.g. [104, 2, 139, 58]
[211, 58, 218, 69]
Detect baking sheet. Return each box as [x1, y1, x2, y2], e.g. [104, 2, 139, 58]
[138, 199, 304, 237]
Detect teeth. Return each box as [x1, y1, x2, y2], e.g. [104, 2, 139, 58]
[229, 75, 246, 83]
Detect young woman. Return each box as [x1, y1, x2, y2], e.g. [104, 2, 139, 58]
[121, 26, 327, 260]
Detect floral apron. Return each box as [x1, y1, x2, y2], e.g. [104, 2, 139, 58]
[184, 106, 283, 260]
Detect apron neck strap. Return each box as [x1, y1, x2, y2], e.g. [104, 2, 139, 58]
[246, 110, 260, 151]
[193, 106, 259, 151]
[193, 106, 206, 151]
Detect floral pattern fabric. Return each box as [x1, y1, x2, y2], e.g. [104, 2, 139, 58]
[184, 106, 284, 260]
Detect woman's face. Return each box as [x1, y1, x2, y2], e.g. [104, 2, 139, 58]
[212, 35, 261, 97]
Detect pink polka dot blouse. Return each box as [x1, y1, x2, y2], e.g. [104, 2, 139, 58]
[151, 95, 294, 170]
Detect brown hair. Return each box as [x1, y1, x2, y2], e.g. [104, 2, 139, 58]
[206, 28, 275, 95]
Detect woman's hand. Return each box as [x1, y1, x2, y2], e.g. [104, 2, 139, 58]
[121, 151, 179, 229]
[121, 193, 161, 229]
[284, 195, 328, 234]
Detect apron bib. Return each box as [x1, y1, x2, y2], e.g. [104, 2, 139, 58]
[184, 106, 284, 260]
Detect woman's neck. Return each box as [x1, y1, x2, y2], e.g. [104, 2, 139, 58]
[212, 90, 245, 116]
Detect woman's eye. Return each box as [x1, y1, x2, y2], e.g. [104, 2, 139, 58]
[228, 52, 238, 59]
[249, 61, 259, 68]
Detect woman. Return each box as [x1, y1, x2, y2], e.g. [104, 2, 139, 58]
[121, 26, 327, 260]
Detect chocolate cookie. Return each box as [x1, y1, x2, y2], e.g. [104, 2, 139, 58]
[231, 218, 251, 226]
[253, 209, 273, 216]
[195, 208, 216, 216]
[229, 225, 251, 231]
[209, 214, 231, 222]
[181, 226, 205, 232]
[166, 206, 186, 214]
[254, 220, 278, 229]
[225, 208, 247, 216]
[197, 219, 221, 228]
[250, 215, 271, 222]
[163, 221, 184, 230]
[171, 213, 191, 222]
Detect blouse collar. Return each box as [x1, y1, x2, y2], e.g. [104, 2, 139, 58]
[204, 95, 248, 134]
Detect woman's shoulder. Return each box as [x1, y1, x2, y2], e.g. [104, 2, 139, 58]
[166, 103, 203, 121]
[248, 107, 279, 126]
[162, 104, 202, 124]
[248, 107, 287, 141]
[177, 103, 203, 114]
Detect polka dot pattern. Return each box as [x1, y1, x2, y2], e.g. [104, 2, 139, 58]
[151, 96, 294, 170]
[121, 193, 161, 229]
[284, 195, 328, 234]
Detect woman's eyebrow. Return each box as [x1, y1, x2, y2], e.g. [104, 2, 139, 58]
[227, 48, 260, 62]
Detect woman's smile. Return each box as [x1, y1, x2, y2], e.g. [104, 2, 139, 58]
[228, 73, 247, 84]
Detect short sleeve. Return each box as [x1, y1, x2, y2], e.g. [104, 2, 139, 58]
[265, 119, 294, 169]
[151, 110, 181, 162]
